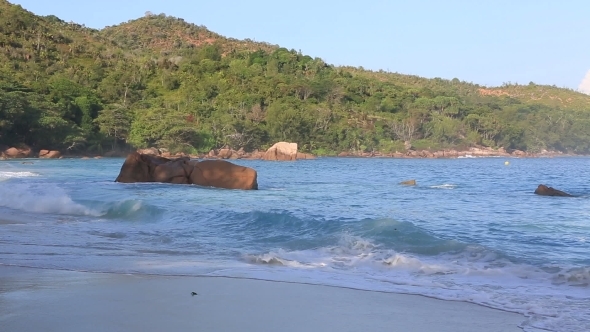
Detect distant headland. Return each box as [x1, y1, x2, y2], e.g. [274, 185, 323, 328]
[1, 0, 590, 158]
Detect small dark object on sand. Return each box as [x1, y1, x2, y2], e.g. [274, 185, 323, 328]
[191, 292, 198, 296]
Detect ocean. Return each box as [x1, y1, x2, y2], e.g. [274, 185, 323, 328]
[1, 157, 589, 331]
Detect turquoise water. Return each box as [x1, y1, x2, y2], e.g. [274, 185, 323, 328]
[1, 157, 589, 331]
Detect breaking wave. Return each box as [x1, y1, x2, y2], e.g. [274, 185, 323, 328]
[0, 171, 39, 181]
[0, 183, 162, 220]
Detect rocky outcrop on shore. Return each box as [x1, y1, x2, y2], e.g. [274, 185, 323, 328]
[263, 142, 297, 161]
[1, 145, 32, 159]
[38, 150, 61, 159]
[133, 142, 316, 161]
[0, 144, 569, 160]
[336, 146, 565, 159]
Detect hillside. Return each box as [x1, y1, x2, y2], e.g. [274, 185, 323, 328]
[100, 13, 278, 56]
[1, 0, 590, 156]
[476, 83, 590, 110]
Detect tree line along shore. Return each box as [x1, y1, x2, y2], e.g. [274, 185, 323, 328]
[0, 143, 570, 161]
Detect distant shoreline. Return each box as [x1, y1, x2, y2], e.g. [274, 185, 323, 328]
[0, 144, 583, 160]
[1, 153, 583, 161]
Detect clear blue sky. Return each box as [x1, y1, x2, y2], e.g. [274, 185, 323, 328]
[9, 0, 590, 90]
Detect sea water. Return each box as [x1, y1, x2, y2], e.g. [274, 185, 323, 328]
[0, 157, 589, 331]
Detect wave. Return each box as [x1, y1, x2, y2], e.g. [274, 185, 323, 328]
[241, 233, 590, 332]
[0, 183, 100, 216]
[96, 199, 164, 221]
[0, 171, 39, 181]
[245, 230, 590, 287]
[0, 183, 162, 221]
[429, 184, 457, 189]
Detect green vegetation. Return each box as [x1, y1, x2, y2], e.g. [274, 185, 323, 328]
[1, 0, 590, 155]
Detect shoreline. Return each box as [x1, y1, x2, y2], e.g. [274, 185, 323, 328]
[0, 265, 528, 332]
[0, 143, 584, 161]
[0, 150, 585, 161]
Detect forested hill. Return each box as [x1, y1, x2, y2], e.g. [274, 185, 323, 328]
[2, 0, 590, 156]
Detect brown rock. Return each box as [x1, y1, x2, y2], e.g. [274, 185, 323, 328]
[152, 157, 193, 184]
[296, 152, 316, 160]
[243, 150, 263, 160]
[263, 142, 297, 161]
[189, 160, 258, 190]
[218, 148, 232, 159]
[338, 152, 349, 157]
[400, 179, 416, 186]
[173, 152, 186, 158]
[115, 153, 258, 190]
[534, 184, 573, 197]
[39, 150, 61, 158]
[422, 151, 435, 158]
[446, 150, 459, 157]
[137, 147, 160, 156]
[4, 146, 32, 158]
[45, 150, 61, 158]
[252, 150, 264, 159]
[433, 151, 445, 158]
[115, 153, 158, 183]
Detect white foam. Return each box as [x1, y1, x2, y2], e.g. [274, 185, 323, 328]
[430, 184, 457, 189]
[238, 234, 590, 332]
[0, 171, 39, 180]
[0, 183, 100, 216]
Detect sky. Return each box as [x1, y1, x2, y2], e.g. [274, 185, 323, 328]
[9, 0, 590, 92]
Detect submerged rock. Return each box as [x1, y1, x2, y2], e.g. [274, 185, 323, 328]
[400, 179, 417, 186]
[115, 153, 258, 190]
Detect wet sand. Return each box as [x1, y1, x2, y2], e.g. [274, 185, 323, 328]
[0, 266, 526, 332]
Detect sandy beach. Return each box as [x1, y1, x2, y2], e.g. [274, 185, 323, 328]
[0, 265, 527, 332]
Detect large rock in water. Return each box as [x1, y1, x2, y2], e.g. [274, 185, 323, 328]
[263, 142, 298, 161]
[534, 184, 573, 197]
[115, 153, 257, 190]
[190, 160, 258, 190]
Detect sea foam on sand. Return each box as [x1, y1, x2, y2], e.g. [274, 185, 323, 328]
[0, 266, 530, 332]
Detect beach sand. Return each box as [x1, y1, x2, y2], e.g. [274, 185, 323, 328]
[0, 265, 525, 332]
